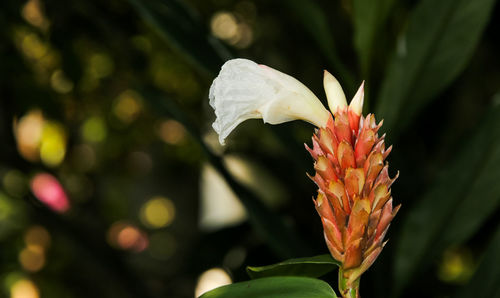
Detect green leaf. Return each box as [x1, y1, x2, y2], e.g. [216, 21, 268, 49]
[375, 0, 496, 137]
[247, 254, 341, 279]
[352, 0, 396, 76]
[282, 0, 356, 92]
[393, 99, 500, 295]
[200, 276, 338, 298]
[456, 222, 500, 298]
[127, 0, 230, 76]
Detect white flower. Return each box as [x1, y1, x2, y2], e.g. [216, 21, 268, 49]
[209, 58, 331, 145]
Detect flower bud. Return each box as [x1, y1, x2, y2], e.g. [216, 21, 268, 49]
[323, 70, 347, 114]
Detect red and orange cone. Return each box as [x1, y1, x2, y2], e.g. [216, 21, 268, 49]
[307, 78, 400, 298]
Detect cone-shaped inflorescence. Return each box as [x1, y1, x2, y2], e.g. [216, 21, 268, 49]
[306, 83, 400, 293]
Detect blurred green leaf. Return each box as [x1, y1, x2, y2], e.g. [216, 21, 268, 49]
[200, 276, 338, 298]
[127, 0, 231, 76]
[247, 254, 340, 279]
[375, 0, 496, 137]
[394, 99, 500, 295]
[352, 0, 396, 76]
[283, 0, 356, 92]
[456, 222, 500, 298]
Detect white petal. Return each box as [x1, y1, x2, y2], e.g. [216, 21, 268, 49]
[349, 81, 365, 116]
[323, 70, 347, 113]
[209, 58, 330, 145]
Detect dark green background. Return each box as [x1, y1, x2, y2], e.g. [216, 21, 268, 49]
[0, 0, 499, 297]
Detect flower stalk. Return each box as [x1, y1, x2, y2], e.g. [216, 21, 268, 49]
[338, 267, 360, 298]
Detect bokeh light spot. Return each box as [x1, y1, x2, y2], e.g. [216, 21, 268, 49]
[195, 268, 232, 297]
[0, 193, 14, 221]
[21, 33, 48, 60]
[30, 173, 70, 213]
[40, 121, 66, 167]
[14, 109, 44, 162]
[113, 90, 142, 124]
[19, 246, 45, 272]
[81, 117, 107, 143]
[223, 247, 247, 269]
[2, 170, 27, 198]
[200, 164, 246, 231]
[21, 0, 50, 31]
[139, 197, 175, 229]
[210, 11, 253, 48]
[157, 119, 186, 145]
[211, 12, 238, 40]
[50, 69, 74, 93]
[107, 221, 149, 252]
[437, 247, 475, 284]
[89, 53, 114, 79]
[10, 279, 40, 298]
[24, 225, 51, 249]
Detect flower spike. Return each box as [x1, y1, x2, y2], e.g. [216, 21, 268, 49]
[209, 60, 399, 298]
[306, 82, 399, 297]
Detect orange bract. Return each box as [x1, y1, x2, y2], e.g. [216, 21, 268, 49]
[307, 108, 400, 284]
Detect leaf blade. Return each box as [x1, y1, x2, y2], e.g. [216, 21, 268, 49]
[352, 0, 396, 76]
[393, 100, 500, 294]
[247, 254, 341, 279]
[200, 276, 338, 298]
[375, 0, 496, 137]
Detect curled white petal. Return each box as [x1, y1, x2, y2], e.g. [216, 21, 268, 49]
[209, 58, 330, 145]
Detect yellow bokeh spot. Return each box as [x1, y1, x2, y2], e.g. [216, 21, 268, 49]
[19, 245, 45, 272]
[0, 192, 14, 221]
[24, 225, 51, 249]
[40, 121, 66, 167]
[211, 12, 238, 40]
[89, 53, 114, 79]
[50, 69, 74, 93]
[210, 11, 253, 49]
[21, 33, 48, 60]
[10, 279, 40, 298]
[81, 117, 107, 143]
[113, 90, 142, 124]
[140, 197, 175, 229]
[437, 247, 475, 284]
[21, 0, 50, 31]
[157, 120, 186, 145]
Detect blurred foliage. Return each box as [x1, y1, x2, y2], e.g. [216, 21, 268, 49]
[0, 0, 498, 297]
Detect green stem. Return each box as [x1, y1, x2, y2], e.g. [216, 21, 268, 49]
[338, 268, 360, 298]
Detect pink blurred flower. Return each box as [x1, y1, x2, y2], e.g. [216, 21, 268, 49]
[30, 173, 70, 213]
